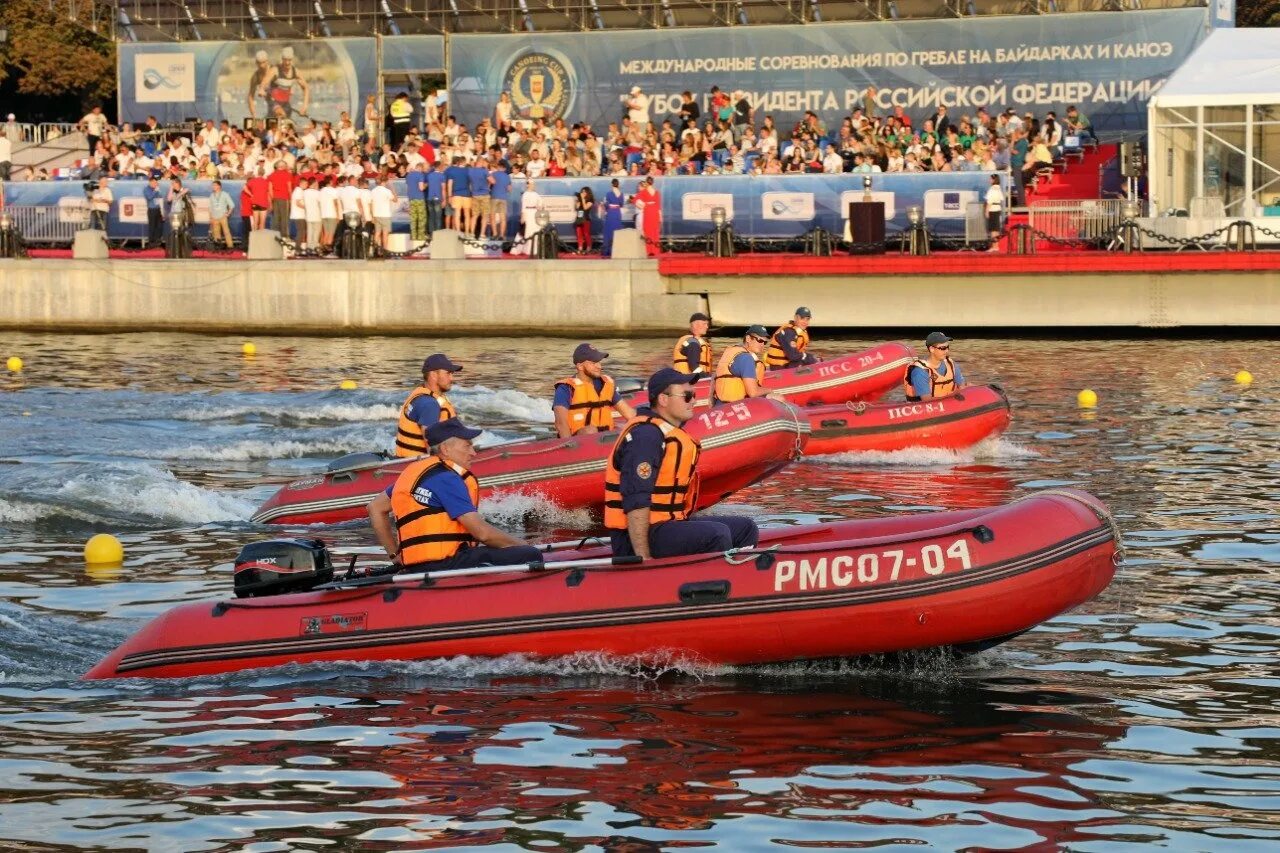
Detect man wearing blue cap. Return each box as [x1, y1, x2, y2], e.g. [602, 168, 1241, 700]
[764, 306, 819, 370]
[603, 368, 758, 559]
[394, 353, 463, 458]
[904, 332, 965, 402]
[553, 343, 637, 439]
[368, 417, 541, 571]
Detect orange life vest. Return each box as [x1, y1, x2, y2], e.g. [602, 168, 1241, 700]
[903, 357, 957, 402]
[764, 321, 810, 369]
[394, 386, 457, 458]
[554, 373, 617, 434]
[713, 344, 764, 404]
[390, 455, 479, 566]
[604, 414, 701, 529]
[672, 334, 713, 374]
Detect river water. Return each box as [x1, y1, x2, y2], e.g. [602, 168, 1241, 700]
[0, 331, 1276, 851]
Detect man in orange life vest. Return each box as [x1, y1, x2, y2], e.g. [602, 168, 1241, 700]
[394, 353, 461, 458]
[713, 325, 771, 405]
[605, 368, 759, 559]
[368, 417, 541, 571]
[764, 306, 820, 370]
[553, 342, 637, 439]
[904, 331, 966, 402]
[672, 311, 713, 375]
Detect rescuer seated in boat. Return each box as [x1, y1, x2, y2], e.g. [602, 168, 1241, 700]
[764, 306, 820, 370]
[606, 368, 759, 559]
[904, 332, 966, 402]
[712, 325, 774, 405]
[368, 417, 541, 571]
[553, 343, 637, 439]
[394, 353, 463, 458]
[672, 311, 713, 376]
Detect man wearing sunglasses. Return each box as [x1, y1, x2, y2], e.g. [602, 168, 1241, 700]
[904, 331, 966, 402]
[604, 368, 759, 560]
[713, 325, 771, 404]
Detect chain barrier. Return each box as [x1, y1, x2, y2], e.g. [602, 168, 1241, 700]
[1126, 219, 1234, 248]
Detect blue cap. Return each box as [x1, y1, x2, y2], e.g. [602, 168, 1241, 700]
[426, 417, 482, 446]
[572, 342, 609, 364]
[647, 367, 700, 404]
[925, 331, 952, 347]
[422, 353, 462, 373]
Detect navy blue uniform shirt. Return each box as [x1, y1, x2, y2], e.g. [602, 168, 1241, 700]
[613, 407, 668, 513]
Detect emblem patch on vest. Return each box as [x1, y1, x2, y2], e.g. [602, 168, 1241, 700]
[636, 462, 653, 479]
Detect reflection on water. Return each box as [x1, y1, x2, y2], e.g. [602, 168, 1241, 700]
[1, 331, 1278, 849]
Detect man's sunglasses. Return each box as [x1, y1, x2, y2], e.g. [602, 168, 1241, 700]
[750, 336, 769, 344]
[665, 389, 697, 403]
[932, 344, 950, 351]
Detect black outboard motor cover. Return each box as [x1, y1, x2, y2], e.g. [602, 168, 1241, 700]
[234, 538, 334, 598]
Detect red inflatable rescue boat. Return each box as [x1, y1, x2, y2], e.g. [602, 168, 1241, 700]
[252, 397, 807, 525]
[804, 385, 1012, 456]
[86, 490, 1118, 680]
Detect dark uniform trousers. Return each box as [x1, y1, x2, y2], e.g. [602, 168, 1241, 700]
[611, 515, 759, 559]
[410, 543, 542, 573]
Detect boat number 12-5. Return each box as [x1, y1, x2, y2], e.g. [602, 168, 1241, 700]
[774, 539, 974, 591]
[698, 403, 752, 431]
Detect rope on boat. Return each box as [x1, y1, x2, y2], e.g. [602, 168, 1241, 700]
[1016, 488, 1125, 566]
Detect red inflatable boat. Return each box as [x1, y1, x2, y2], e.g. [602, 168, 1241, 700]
[86, 490, 1118, 680]
[252, 397, 807, 525]
[804, 385, 1012, 456]
[627, 342, 915, 410]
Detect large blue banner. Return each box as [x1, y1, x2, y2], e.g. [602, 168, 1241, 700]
[450, 9, 1206, 137]
[1, 172, 1004, 243]
[118, 38, 380, 127]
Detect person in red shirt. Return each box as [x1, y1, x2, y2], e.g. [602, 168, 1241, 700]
[239, 183, 253, 241]
[267, 161, 295, 236]
[246, 167, 271, 231]
[418, 139, 436, 167]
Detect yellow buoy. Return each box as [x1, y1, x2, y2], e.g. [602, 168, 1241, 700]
[241, 342, 257, 356]
[84, 533, 124, 566]
[1077, 389, 1098, 409]
[339, 379, 358, 391]
[1234, 370, 1254, 386]
[6, 356, 23, 372]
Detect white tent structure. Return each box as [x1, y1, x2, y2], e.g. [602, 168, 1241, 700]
[1149, 28, 1280, 218]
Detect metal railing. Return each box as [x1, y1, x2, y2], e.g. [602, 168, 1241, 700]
[1028, 198, 1149, 246]
[2, 204, 90, 245]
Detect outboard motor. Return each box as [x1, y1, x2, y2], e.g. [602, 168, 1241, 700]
[234, 538, 334, 598]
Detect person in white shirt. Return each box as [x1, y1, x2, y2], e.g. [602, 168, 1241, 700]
[290, 177, 309, 246]
[984, 174, 1005, 249]
[625, 86, 651, 131]
[822, 145, 844, 174]
[358, 180, 374, 227]
[511, 178, 542, 257]
[526, 150, 547, 178]
[337, 175, 362, 219]
[319, 178, 340, 249]
[369, 174, 397, 251]
[79, 106, 109, 159]
[303, 178, 323, 249]
[0, 130, 11, 182]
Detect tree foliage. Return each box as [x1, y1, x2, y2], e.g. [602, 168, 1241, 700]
[0, 0, 116, 105]
[1237, 0, 1280, 27]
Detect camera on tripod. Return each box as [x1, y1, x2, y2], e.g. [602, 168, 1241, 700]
[83, 180, 99, 197]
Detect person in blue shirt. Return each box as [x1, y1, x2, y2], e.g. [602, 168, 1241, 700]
[142, 176, 164, 247]
[444, 157, 471, 231]
[367, 418, 541, 571]
[552, 343, 637, 439]
[601, 179, 625, 258]
[405, 163, 427, 242]
[425, 160, 447, 236]
[904, 331, 966, 402]
[468, 159, 491, 237]
[489, 162, 512, 240]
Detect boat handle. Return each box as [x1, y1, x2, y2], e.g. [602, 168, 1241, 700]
[679, 580, 731, 605]
[818, 418, 848, 428]
[330, 472, 356, 484]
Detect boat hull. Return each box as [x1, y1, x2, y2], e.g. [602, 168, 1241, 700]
[804, 385, 1012, 456]
[87, 491, 1117, 680]
[252, 397, 807, 525]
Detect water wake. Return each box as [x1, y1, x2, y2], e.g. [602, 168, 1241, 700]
[813, 436, 1039, 468]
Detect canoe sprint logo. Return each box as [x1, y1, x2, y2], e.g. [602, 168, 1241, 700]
[504, 50, 575, 122]
[142, 68, 183, 90]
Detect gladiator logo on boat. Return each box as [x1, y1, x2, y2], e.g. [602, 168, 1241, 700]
[503, 49, 576, 122]
[774, 540, 973, 591]
[635, 462, 653, 479]
[301, 613, 368, 636]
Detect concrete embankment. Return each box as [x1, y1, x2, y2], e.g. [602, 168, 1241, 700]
[0, 258, 701, 336]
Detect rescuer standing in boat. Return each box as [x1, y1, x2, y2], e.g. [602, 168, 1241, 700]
[672, 311, 713, 375]
[368, 418, 541, 571]
[764, 306, 820, 370]
[605, 368, 759, 559]
[904, 331, 966, 402]
[394, 353, 463, 458]
[553, 343, 637, 438]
